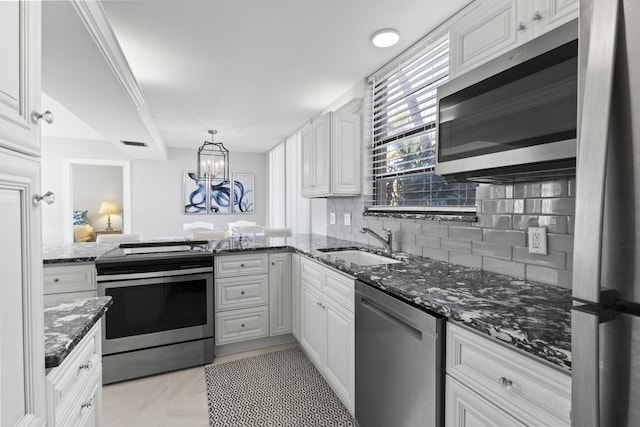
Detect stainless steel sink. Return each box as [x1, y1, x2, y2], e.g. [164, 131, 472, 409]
[323, 250, 402, 266]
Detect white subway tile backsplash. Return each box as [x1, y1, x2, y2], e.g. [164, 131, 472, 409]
[422, 247, 449, 262]
[449, 226, 482, 241]
[513, 247, 566, 269]
[472, 241, 512, 260]
[482, 229, 526, 246]
[483, 257, 525, 278]
[416, 234, 441, 249]
[422, 223, 449, 238]
[547, 233, 574, 253]
[449, 252, 482, 269]
[525, 265, 559, 286]
[441, 239, 472, 253]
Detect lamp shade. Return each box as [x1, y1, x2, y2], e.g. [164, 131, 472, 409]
[99, 201, 118, 215]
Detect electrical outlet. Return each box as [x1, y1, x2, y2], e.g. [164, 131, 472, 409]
[528, 227, 548, 254]
[344, 213, 351, 226]
[329, 212, 336, 224]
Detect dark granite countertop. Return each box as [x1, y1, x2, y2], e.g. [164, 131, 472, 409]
[43, 242, 117, 264]
[43, 234, 572, 370]
[44, 296, 113, 369]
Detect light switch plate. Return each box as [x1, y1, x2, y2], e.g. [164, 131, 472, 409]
[329, 212, 336, 224]
[528, 227, 548, 254]
[344, 213, 351, 226]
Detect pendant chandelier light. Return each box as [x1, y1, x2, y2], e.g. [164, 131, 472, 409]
[197, 130, 229, 183]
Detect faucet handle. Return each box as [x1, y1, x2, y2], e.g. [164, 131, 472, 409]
[359, 226, 367, 233]
[382, 228, 392, 235]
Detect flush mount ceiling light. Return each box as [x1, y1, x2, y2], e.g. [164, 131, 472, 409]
[371, 29, 400, 48]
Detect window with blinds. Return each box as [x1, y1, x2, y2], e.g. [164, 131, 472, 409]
[368, 36, 476, 210]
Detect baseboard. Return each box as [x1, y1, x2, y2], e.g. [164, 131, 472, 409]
[214, 334, 296, 357]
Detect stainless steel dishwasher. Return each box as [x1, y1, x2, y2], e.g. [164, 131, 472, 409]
[355, 280, 444, 427]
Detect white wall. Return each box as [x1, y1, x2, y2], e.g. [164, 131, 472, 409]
[72, 164, 123, 230]
[130, 148, 267, 239]
[42, 137, 268, 245]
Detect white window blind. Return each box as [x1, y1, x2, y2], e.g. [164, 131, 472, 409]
[368, 36, 476, 209]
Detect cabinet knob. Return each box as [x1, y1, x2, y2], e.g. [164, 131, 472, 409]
[81, 397, 94, 410]
[53, 278, 59, 283]
[78, 360, 92, 372]
[32, 110, 54, 124]
[240, 263, 245, 268]
[271, 262, 275, 266]
[34, 191, 55, 205]
[241, 291, 245, 295]
[241, 324, 245, 328]
[531, 11, 543, 21]
[516, 22, 527, 31]
[498, 376, 513, 390]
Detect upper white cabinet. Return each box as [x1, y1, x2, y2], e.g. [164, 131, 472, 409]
[0, 1, 47, 426]
[0, 0, 42, 156]
[449, 0, 577, 78]
[301, 111, 361, 198]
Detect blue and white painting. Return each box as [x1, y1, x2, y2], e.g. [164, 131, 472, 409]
[209, 180, 233, 213]
[184, 172, 207, 214]
[232, 173, 254, 214]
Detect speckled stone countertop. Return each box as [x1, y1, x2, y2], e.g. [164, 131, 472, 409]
[43, 242, 117, 264]
[44, 297, 113, 369]
[43, 234, 572, 370]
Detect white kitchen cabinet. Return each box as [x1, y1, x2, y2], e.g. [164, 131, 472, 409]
[445, 322, 571, 427]
[299, 256, 355, 414]
[268, 252, 292, 336]
[0, 0, 42, 156]
[0, 1, 47, 426]
[45, 322, 102, 427]
[449, 0, 577, 78]
[43, 263, 97, 304]
[301, 111, 361, 197]
[291, 253, 301, 340]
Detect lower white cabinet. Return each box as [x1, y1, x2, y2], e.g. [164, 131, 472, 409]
[445, 322, 571, 427]
[299, 256, 355, 414]
[214, 251, 292, 346]
[291, 253, 301, 340]
[46, 321, 102, 427]
[44, 262, 97, 304]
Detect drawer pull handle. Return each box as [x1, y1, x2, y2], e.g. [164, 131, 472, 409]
[78, 361, 92, 372]
[81, 398, 94, 410]
[316, 301, 325, 309]
[499, 377, 513, 390]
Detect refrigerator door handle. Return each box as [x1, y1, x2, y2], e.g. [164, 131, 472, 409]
[573, 0, 620, 303]
[571, 305, 616, 427]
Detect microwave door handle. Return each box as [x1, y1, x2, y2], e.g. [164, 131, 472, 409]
[573, 0, 620, 304]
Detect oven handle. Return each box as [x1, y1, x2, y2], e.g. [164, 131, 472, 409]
[96, 267, 212, 282]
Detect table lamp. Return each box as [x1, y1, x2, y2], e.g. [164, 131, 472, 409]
[99, 201, 118, 231]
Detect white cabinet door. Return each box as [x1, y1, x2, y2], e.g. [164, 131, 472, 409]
[312, 113, 331, 195]
[291, 253, 301, 340]
[300, 123, 316, 195]
[445, 376, 526, 427]
[324, 298, 354, 412]
[300, 285, 325, 367]
[531, 0, 578, 37]
[268, 252, 292, 336]
[330, 112, 361, 195]
[449, 0, 523, 78]
[0, 0, 41, 156]
[0, 149, 46, 427]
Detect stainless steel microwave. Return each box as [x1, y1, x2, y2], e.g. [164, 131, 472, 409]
[435, 19, 578, 182]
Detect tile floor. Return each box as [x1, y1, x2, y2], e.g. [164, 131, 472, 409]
[102, 341, 299, 427]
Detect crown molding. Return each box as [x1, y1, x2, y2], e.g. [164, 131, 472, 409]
[71, 0, 146, 107]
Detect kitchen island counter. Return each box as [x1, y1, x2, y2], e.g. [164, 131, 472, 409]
[44, 296, 113, 368]
[44, 234, 572, 370]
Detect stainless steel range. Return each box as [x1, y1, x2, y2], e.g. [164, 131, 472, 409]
[96, 240, 214, 384]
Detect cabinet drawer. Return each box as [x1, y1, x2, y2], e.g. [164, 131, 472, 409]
[44, 290, 97, 305]
[56, 362, 101, 427]
[446, 323, 571, 426]
[323, 268, 354, 311]
[300, 256, 323, 290]
[215, 274, 269, 311]
[215, 306, 269, 345]
[215, 253, 268, 277]
[44, 263, 96, 295]
[46, 322, 101, 423]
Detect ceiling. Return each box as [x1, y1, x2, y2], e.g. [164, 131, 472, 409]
[42, 0, 471, 159]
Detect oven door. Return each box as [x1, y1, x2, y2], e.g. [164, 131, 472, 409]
[98, 268, 214, 355]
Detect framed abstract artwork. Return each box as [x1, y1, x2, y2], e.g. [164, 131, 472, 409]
[183, 172, 207, 214]
[209, 180, 233, 213]
[232, 173, 254, 214]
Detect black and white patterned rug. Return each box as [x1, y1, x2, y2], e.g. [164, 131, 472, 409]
[205, 347, 358, 426]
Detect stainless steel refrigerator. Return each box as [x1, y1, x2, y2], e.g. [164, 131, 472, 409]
[572, 0, 640, 425]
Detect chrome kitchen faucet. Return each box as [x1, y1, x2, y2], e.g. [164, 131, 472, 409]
[360, 226, 393, 253]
